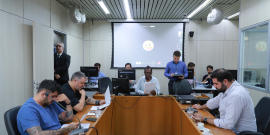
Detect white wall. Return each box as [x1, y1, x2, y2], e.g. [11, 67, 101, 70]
[83, 20, 239, 95]
[240, 0, 270, 106]
[185, 20, 239, 81]
[240, 0, 270, 29]
[0, 0, 83, 134]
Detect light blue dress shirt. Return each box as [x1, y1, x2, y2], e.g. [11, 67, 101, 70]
[89, 71, 105, 83]
[135, 76, 160, 95]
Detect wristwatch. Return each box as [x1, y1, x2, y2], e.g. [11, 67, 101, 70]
[66, 102, 71, 105]
[204, 118, 208, 123]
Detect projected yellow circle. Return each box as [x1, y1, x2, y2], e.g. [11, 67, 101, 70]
[256, 41, 267, 52]
[143, 40, 154, 51]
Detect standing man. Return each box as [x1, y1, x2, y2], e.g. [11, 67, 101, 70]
[202, 65, 214, 85]
[17, 80, 79, 135]
[164, 51, 188, 95]
[192, 69, 257, 134]
[54, 42, 71, 86]
[89, 63, 105, 84]
[61, 71, 106, 114]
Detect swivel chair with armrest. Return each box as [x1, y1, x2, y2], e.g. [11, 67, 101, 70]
[98, 77, 112, 94]
[4, 106, 21, 135]
[239, 97, 270, 135]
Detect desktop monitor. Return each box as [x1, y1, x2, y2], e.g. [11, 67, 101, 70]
[227, 70, 237, 81]
[112, 78, 130, 95]
[80, 66, 98, 83]
[186, 69, 194, 79]
[118, 69, 136, 80]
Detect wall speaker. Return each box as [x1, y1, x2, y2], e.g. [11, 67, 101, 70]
[207, 7, 223, 25]
[189, 31, 194, 37]
[69, 7, 82, 23]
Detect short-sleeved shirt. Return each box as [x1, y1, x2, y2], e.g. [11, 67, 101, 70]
[17, 98, 64, 135]
[60, 82, 88, 114]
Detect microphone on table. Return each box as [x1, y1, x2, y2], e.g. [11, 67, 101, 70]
[185, 98, 198, 112]
[45, 92, 88, 135]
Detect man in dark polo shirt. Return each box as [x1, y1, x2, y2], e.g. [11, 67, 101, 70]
[61, 71, 106, 114]
[202, 65, 214, 85]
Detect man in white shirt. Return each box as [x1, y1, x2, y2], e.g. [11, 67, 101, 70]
[135, 66, 160, 95]
[192, 68, 257, 134]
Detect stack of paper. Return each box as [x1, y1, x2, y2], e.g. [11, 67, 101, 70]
[87, 111, 95, 116]
[144, 82, 156, 94]
[61, 123, 90, 129]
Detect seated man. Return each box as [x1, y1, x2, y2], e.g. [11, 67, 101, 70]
[202, 65, 214, 85]
[186, 62, 196, 85]
[135, 66, 160, 95]
[89, 63, 105, 84]
[192, 69, 257, 134]
[125, 62, 135, 84]
[61, 71, 106, 114]
[17, 80, 79, 135]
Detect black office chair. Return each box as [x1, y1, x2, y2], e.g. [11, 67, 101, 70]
[239, 97, 270, 135]
[98, 77, 112, 94]
[4, 106, 21, 135]
[173, 79, 192, 95]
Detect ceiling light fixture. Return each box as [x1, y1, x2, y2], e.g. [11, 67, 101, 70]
[228, 12, 239, 19]
[123, 0, 132, 19]
[187, 0, 212, 18]
[97, 0, 110, 14]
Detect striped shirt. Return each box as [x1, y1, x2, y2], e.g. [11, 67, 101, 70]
[206, 81, 257, 133]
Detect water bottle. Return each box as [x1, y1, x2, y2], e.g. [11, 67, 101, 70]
[95, 107, 101, 118]
[193, 77, 196, 88]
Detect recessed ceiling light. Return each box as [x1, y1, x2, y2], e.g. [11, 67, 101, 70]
[97, 0, 110, 14]
[187, 0, 212, 18]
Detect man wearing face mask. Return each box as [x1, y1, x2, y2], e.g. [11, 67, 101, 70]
[202, 65, 214, 85]
[192, 69, 256, 134]
[135, 66, 160, 95]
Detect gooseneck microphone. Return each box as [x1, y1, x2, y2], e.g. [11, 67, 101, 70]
[45, 92, 88, 135]
[185, 98, 198, 112]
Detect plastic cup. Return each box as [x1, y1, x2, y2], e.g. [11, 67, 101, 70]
[212, 128, 219, 135]
[187, 110, 194, 118]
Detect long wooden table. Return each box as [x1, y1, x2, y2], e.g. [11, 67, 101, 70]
[74, 95, 235, 135]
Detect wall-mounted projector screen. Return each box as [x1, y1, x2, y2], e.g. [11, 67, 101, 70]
[112, 22, 185, 68]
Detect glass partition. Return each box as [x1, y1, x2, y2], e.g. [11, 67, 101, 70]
[239, 23, 269, 91]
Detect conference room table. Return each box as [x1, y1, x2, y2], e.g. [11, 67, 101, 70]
[72, 94, 235, 135]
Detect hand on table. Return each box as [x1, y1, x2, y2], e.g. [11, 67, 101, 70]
[150, 90, 156, 96]
[192, 104, 203, 110]
[100, 100, 106, 105]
